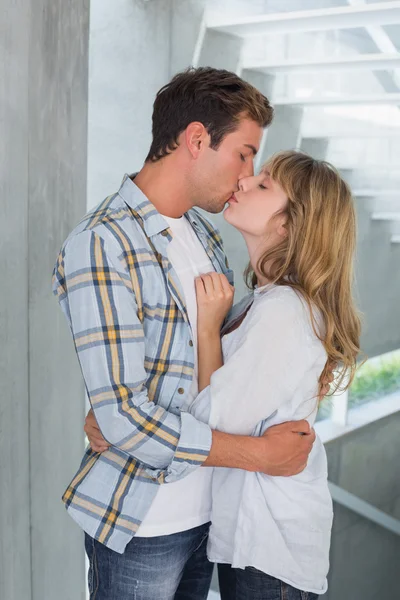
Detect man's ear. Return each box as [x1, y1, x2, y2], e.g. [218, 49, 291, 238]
[185, 122, 208, 159]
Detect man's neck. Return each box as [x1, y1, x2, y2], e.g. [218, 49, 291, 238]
[134, 159, 192, 218]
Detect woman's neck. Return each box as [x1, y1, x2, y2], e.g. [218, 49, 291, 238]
[241, 231, 271, 288]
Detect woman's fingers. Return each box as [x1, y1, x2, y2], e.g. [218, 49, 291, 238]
[196, 273, 234, 313]
[209, 272, 224, 295]
[220, 273, 234, 295]
[199, 272, 233, 297]
[201, 273, 215, 296]
[195, 276, 206, 296]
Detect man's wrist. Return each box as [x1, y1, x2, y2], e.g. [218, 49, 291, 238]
[243, 436, 268, 472]
[204, 430, 269, 472]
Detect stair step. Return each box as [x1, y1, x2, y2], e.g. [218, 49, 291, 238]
[372, 212, 400, 221]
[354, 190, 400, 197]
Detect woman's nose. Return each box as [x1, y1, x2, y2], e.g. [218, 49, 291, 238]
[238, 176, 256, 192]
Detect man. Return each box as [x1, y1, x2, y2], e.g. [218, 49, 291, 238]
[53, 67, 323, 600]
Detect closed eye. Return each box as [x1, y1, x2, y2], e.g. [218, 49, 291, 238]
[259, 184, 267, 190]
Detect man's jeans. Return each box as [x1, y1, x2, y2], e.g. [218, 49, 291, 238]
[84, 522, 213, 600]
[218, 564, 319, 600]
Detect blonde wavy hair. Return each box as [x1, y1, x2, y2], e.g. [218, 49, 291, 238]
[245, 150, 362, 392]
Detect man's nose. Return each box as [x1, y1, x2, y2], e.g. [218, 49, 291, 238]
[237, 161, 255, 191]
[240, 159, 255, 179]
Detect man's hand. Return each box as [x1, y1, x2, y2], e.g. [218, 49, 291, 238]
[257, 420, 316, 476]
[84, 409, 110, 453]
[205, 420, 316, 476]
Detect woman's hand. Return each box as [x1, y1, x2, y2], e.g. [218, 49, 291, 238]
[195, 272, 234, 337]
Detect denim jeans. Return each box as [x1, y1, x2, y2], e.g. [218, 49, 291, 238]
[218, 564, 319, 600]
[84, 522, 213, 600]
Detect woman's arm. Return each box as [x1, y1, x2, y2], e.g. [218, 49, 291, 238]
[195, 273, 234, 392]
[198, 329, 223, 392]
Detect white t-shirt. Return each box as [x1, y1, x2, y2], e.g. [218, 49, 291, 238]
[136, 214, 215, 537]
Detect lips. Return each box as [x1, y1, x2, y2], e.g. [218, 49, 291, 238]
[227, 193, 238, 204]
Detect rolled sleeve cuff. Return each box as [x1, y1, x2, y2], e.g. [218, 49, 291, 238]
[145, 412, 212, 484]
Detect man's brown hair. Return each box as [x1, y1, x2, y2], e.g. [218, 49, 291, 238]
[145, 67, 274, 162]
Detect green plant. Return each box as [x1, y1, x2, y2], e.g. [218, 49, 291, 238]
[349, 353, 400, 408]
[317, 350, 400, 421]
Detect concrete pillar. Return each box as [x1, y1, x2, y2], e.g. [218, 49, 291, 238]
[88, 0, 174, 209]
[196, 29, 243, 72]
[300, 136, 330, 160]
[354, 196, 400, 358]
[241, 69, 275, 97]
[0, 2, 31, 598]
[174, 0, 245, 73]
[29, 2, 89, 599]
[339, 168, 355, 189]
[260, 104, 303, 164]
[241, 68, 275, 175]
[1, 1, 89, 598]
[170, 0, 207, 75]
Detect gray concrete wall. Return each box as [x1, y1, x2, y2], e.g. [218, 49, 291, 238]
[0, 1, 89, 598]
[260, 104, 303, 162]
[0, 2, 31, 598]
[88, 0, 177, 209]
[325, 412, 400, 600]
[197, 29, 243, 72]
[353, 197, 400, 358]
[300, 136, 329, 159]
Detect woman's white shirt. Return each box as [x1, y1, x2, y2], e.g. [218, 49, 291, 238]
[189, 284, 333, 595]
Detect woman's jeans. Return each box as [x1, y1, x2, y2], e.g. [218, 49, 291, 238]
[84, 522, 213, 600]
[218, 564, 319, 600]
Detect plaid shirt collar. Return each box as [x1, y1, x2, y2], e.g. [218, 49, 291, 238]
[119, 174, 215, 244]
[119, 174, 172, 238]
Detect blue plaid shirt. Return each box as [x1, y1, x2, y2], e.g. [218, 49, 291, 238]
[52, 175, 233, 553]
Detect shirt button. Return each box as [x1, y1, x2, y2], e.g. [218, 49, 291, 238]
[178, 387, 185, 395]
[188, 340, 193, 347]
[161, 230, 168, 237]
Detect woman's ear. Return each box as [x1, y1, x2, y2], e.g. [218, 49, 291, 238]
[276, 213, 288, 238]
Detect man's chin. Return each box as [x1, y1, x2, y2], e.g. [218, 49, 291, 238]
[207, 201, 227, 214]
[195, 197, 230, 214]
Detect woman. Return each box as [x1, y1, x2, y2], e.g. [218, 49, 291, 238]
[190, 150, 361, 599]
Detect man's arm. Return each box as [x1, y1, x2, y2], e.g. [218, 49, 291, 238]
[205, 423, 314, 476]
[53, 229, 212, 483]
[85, 409, 314, 476]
